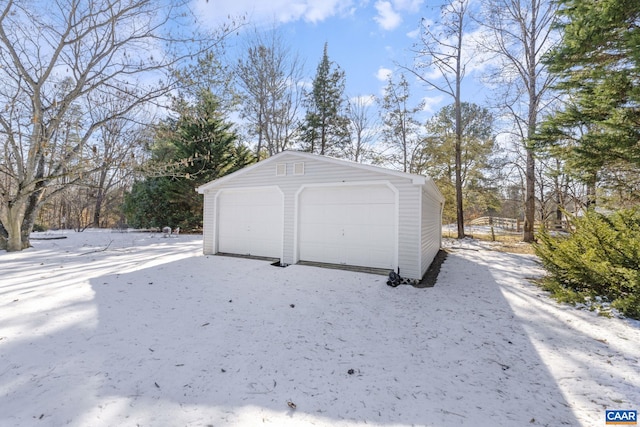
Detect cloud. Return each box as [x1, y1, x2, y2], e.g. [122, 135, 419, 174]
[376, 67, 393, 81]
[406, 28, 420, 38]
[393, 0, 424, 13]
[373, 1, 402, 30]
[421, 95, 444, 113]
[192, 0, 354, 26]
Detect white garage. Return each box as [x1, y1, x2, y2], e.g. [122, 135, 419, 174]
[197, 151, 444, 280]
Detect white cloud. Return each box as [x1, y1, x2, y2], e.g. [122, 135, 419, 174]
[421, 95, 444, 113]
[393, 0, 424, 13]
[406, 28, 420, 39]
[192, 0, 354, 26]
[373, 1, 402, 30]
[376, 67, 393, 81]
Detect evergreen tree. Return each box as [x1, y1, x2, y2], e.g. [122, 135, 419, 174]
[125, 90, 253, 230]
[535, 209, 640, 319]
[300, 43, 350, 156]
[539, 0, 640, 205]
[418, 103, 499, 222]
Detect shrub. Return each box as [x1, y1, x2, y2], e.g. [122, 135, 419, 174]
[535, 209, 640, 319]
[32, 223, 47, 232]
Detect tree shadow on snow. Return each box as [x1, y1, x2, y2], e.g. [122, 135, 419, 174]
[0, 245, 586, 426]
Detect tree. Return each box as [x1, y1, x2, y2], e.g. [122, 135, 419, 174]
[88, 102, 149, 228]
[379, 73, 424, 173]
[407, 0, 473, 238]
[126, 90, 252, 230]
[419, 102, 498, 223]
[236, 26, 305, 159]
[0, 0, 237, 251]
[538, 0, 640, 208]
[300, 43, 350, 156]
[344, 95, 378, 163]
[478, 0, 558, 241]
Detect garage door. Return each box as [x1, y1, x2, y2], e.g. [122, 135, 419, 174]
[298, 184, 396, 269]
[217, 188, 283, 258]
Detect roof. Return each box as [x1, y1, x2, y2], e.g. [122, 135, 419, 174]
[196, 150, 444, 202]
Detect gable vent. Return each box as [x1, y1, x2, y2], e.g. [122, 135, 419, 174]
[293, 162, 305, 175]
[276, 163, 287, 176]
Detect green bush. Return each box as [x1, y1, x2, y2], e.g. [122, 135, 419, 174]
[535, 209, 640, 319]
[32, 223, 47, 232]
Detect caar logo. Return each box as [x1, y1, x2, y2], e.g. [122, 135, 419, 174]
[606, 410, 637, 425]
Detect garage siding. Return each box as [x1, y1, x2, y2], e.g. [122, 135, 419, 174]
[397, 184, 422, 280]
[202, 190, 216, 254]
[199, 151, 443, 279]
[420, 185, 443, 277]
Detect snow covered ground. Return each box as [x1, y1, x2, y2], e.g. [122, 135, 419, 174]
[1, 230, 638, 427]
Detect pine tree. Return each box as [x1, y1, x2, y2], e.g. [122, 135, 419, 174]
[125, 90, 253, 230]
[539, 0, 640, 204]
[300, 43, 350, 156]
[419, 103, 498, 222]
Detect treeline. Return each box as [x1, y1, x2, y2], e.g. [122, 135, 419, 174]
[0, 0, 638, 253]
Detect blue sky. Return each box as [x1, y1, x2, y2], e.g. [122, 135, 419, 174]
[191, 0, 488, 117]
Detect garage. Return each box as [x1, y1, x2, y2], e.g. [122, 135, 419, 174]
[198, 150, 444, 280]
[216, 187, 283, 258]
[297, 184, 397, 269]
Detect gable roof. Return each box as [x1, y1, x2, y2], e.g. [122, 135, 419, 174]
[197, 150, 443, 201]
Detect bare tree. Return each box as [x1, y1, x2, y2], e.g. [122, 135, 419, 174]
[345, 95, 378, 163]
[89, 110, 148, 228]
[235, 26, 305, 159]
[0, 0, 238, 251]
[478, 0, 558, 242]
[379, 73, 424, 173]
[405, 0, 473, 238]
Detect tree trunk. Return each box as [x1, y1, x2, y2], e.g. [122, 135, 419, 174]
[455, 14, 465, 240]
[586, 172, 597, 210]
[93, 190, 103, 228]
[523, 148, 536, 242]
[455, 116, 464, 239]
[93, 168, 109, 227]
[0, 222, 8, 250]
[20, 189, 43, 249]
[523, 7, 539, 244]
[3, 202, 26, 252]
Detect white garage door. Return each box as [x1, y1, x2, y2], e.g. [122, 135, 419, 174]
[217, 188, 283, 258]
[298, 184, 396, 269]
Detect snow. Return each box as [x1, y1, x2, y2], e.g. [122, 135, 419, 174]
[1, 231, 638, 427]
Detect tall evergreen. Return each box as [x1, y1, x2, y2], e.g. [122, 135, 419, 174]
[125, 90, 253, 230]
[540, 0, 640, 204]
[420, 103, 499, 222]
[300, 43, 350, 156]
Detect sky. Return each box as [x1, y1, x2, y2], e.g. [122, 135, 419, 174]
[191, 0, 489, 117]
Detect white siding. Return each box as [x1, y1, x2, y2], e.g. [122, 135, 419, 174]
[420, 186, 444, 277]
[202, 189, 216, 254]
[397, 184, 422, 279]
[199, 151, 443, 279]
